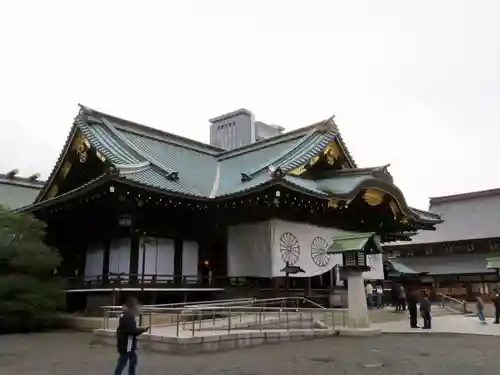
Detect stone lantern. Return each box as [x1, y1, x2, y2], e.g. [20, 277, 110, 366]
[328, 231, 381, 329]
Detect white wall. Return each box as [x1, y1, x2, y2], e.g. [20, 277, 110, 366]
[84, 243, 104, 281]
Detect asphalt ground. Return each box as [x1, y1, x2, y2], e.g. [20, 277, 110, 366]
[0, 330, 496, 375]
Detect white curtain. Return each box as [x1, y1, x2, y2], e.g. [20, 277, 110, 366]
[156, 238, 175, 281]
[227, 221, 273, 277]
[363, 254, 384, 280]
[270, 219, 342, 278]
[138, 237, 175, 281]
[84, 244, 104, 281]
[109, 238, 131, 281]
[227, 219, 384, 279]
[182, 240, 199, 283]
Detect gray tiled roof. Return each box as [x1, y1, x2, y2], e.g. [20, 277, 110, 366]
[394, 254, 495, 275]
[33, 104, 441, 226]
[406, 189, 500, 244]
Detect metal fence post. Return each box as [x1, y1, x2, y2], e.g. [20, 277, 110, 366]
[191, 311, 195, 337]
[228, 308, 231, 333]
[176, 312, 180, 337]
[259, 308, 263, 331]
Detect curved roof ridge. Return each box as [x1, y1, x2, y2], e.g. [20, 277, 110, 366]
[78, 116, 143, 165]
[115, 161, 152, 175]
[100, 118, 179, 181]
[79, 104, 222, 155]
[218, 117, 337, 160]
[34, 123, 79, 203]
[241, 128, 319, 181]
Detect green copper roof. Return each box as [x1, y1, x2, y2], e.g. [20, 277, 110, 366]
[33, 104, 442, 226]
[327, 231, 375, 253]
[486, 257, 500, 269]
[387, 260, 421, 275]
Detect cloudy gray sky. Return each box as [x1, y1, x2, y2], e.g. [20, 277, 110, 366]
[0, 0, 499, 209]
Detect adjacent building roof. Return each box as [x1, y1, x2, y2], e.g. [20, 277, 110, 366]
[386, 259, 422, 275]
[30, 104, 441, 226]
[0, 172, 44, 210]
[402, 188, 500, 244]
[327, 232, 376, 253]
[393, 254, 495, 275]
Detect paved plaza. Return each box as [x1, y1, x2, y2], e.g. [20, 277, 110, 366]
[376, 314, 500, 335]
[1, 329, 500, 375]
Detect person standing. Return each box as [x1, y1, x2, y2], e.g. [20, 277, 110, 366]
[420, 292, 432, 329]
[114, 297, 149, 375]
[365, 282, 373, 309]
[476, 296, 487, 324]
[493, 289, 500, 324]
[392, 283, 400, 311]
[376, 284, 384, 308]
[407, 289, 419, 328]
[399, 285, 407, 312]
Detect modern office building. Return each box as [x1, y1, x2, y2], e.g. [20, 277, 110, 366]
[209, 108, 285, 150]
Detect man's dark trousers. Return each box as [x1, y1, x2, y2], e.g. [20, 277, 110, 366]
[408, 301, 418, 328]
[114, 352, 137, 375]
[495, 307, 500, 324]
[422, 311, 431, 329]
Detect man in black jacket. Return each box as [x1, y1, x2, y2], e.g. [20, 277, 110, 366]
[114, 297, 148, 375]
[407, 289, 419, 328]
[493, 289, 500, 324]
[420, 292, 432, 329]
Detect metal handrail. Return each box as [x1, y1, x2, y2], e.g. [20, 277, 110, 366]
[101, 297, 334, 333]
[438, 293, 468, 314]
[101, 297, 256, 310]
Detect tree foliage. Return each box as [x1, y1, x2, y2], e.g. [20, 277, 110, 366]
[0, 206, 65, 333]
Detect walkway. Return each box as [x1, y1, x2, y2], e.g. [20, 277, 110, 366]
[376, 314, 500, 336]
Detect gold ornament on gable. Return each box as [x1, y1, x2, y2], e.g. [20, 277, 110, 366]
[327, 199, 338, 208]
[76, 139, 88, 164]
[362, 189, 384, 206]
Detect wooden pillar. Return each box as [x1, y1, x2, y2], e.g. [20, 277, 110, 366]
[305, 277, 312, 297]
[273, 278, 279, 297]
[102, 238, 110, 285]
[129, 230, 140, 284]
[174, 237, 183, 286]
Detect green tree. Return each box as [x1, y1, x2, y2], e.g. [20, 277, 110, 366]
[0, 205, 65, 333]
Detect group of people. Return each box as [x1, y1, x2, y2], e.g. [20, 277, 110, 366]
[366, 282, 432, 329]
[365, 282, 384, 308]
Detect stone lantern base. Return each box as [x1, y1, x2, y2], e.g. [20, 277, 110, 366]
[345, 267, 370, 329]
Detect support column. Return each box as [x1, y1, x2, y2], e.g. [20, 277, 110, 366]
[129, 230, 140, 284]
[346, 271, 370, 328]
[305, 277, 312, 297]
[174, 237, 183, 286]
[102, 238, 110, 284]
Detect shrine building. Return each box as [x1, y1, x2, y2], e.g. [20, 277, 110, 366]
[18, 105, 442, 311]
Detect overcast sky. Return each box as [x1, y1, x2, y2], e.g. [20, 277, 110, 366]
[1, 0, 499, 209]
